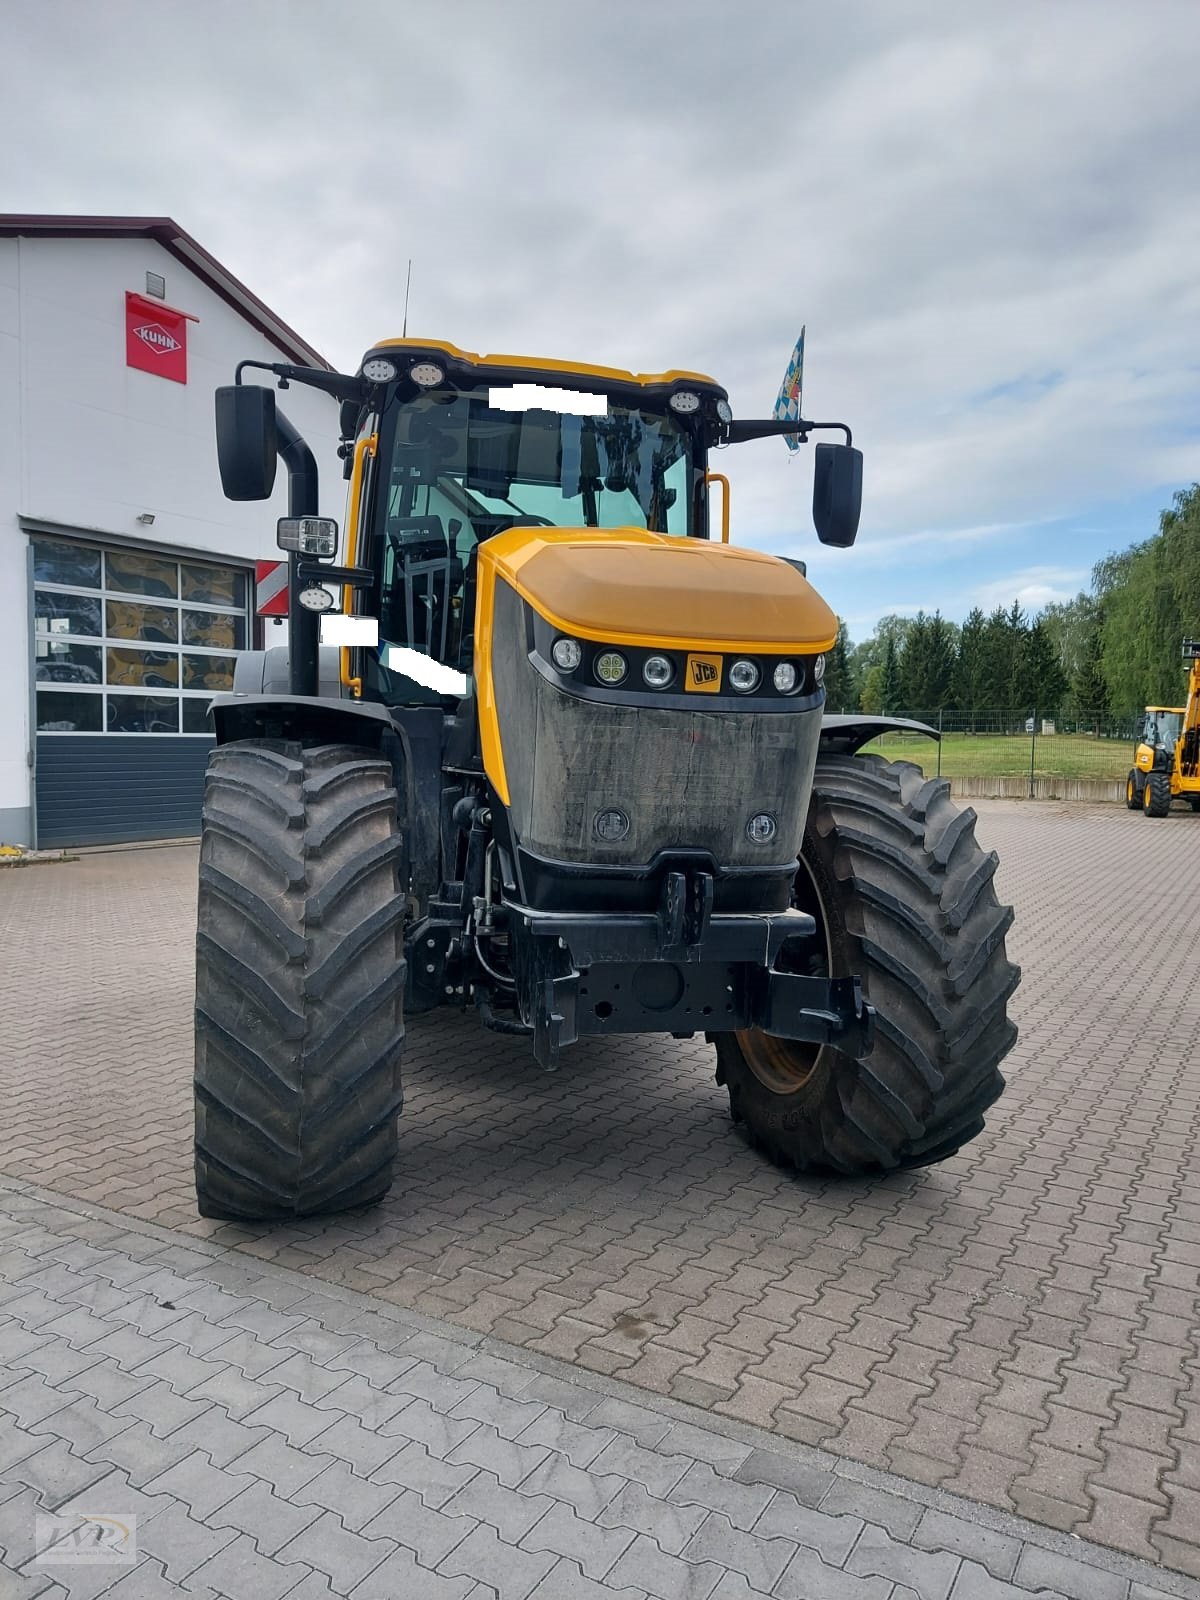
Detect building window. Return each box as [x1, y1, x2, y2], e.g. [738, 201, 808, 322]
[32, 538, 251, 735]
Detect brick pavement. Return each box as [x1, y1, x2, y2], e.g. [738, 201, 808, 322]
[0, 801, 1198, 1578]
[2, 1180, 1192, 1600]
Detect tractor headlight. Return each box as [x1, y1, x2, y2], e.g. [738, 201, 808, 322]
[595, 650, 628, 685]
[552, 637, 582, 672]
[642, 655, 674, 689]
[729, 659, 760, 694]
[298, 585, 336, 613]
[814, 653, 826, 684]
[773, 662, 798, 694]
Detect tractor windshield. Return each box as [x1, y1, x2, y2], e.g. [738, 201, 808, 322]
[369, 390, 697, 678]
[1146, 711, 1183, 749]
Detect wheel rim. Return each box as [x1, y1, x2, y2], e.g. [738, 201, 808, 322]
[1127, 777, 1135, 804]
[737, 854, 833, 1095]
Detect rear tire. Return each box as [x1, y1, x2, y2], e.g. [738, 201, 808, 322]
[714, 754, 1017, 1175]
[194, 740, 405, 1220]
[1143, 771, 1172, 817]
[1126, 771, 1143, 810]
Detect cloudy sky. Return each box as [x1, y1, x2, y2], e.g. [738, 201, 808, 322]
[4, 1, 1200, 639]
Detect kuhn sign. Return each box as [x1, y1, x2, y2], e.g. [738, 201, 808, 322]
[125, 292, 192, 383]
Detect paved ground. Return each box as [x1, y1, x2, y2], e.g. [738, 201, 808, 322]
[2, 1179, 1193, 1600]
[0, 799, 1198, 1581]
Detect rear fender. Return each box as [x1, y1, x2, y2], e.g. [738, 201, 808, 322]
[818, 714, 940, 756]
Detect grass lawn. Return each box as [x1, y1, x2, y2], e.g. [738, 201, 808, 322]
[859, 730, 1133, 780]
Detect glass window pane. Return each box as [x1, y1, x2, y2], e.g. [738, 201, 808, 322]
[33, 540, 101, 589]
[182, 610, 245, 650]
[37, 690, 103, 732]
[106, 647, 179, 688]
[181, 564, 247, 609]
[106, 599, 178, 643]
[35, 640, 103, 685]
[105, 549, 178, 598]
[106, 695, 179, 734]
[182, 698, 215, 733]
[34, 590, 103, 636]
[182, 653, 236, 690]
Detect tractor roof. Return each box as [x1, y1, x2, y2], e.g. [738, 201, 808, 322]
[363, 337, 726, 398]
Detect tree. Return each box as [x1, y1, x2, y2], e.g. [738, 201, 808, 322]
[954, 608, 987, 723]
[859, 663, 884, 714]
[822, 618, 857, 711]
[1014, 620, 1067, 712]
[880, 637, 902, 713]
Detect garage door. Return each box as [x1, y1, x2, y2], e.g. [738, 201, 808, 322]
[31, 536, 251, 847]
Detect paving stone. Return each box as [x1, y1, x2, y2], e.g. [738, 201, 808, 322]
[598, 1479, 709, 1555]
[448, 1424, 551, 1490]
[591, 1433, 692, 1497]
[246, 1389, 349, 1447]
[1012, 1543, 1130, 1600]
[144, 1449, 254, 1519]
[225, 1434, 333, 1497]
[312, 1373, 406, 1430]
[913, 1508, 1021, 1581]
[608, 1531, 724, 1600]
[817, 1479, 923, 1540]
[518, 1455, 627, 1520]
[380, 1396, 481, 1456]
[373, 1439, 479, 1509]
[186, 1530, 312, 1599]
[13, 1439, 111, 1510]
[347, 1542, 475, 1599]
[733, 1447, 836, 1508]
[360, 1486, 476, 1566]
[290, 1460, 400, 1533]
[442, 1469, 555, 1542]
[437, 1521, 557, 1600]
[683, 1510, 798, 1592]
[517, 1406, 615, 1468]
[846, 1523, 962, 1600]
[658, 1421, 753, 1471]
[775, 1552, 893, 1600]
[584, 1397, 673, 1447]
[751, 1488, 862, 1566]
[528, 1556, 651, 1600]
[278, 1510, 394, 1595]
[391, 1359, 481, 1412]
[134, 1500, 237, 1583]
[452, 1384, 547, 1440]
[209, 1476, 322, 1553]
[669, 1461, 774, 1532]
[520, 1373, 604, 1422]
[520, 1499, 635, 1580]
[90, 1420, 193, 1489]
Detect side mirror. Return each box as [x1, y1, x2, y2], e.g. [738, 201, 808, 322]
[215, 385, 277, 500]
[812, 442, 863, 548]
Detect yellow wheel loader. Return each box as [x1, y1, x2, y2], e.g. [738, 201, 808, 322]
[1129, 643, 1200, 816]
[194, 339, 1019, 1219]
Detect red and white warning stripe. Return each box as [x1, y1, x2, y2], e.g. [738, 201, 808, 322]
[255, 559, 289, 617]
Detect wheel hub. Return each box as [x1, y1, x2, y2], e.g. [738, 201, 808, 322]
[738, 853, 831, 1096]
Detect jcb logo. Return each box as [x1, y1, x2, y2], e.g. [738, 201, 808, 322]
[685, 654, 722, 693]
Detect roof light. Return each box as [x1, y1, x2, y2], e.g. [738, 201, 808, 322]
[362, 357, 398, 383]
[669, 391, 701, 414]
[410, 361, 445, 388]
[716, 399, 733, 424]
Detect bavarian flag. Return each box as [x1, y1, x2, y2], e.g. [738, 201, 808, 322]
[772, 327, 805, 452]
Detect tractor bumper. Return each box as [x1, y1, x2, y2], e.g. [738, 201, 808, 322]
[507, 868, 874, 1069]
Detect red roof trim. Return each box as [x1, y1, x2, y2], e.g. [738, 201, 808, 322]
[0, 214, 331, 371]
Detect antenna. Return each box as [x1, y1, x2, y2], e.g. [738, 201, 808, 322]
[402, 259, 413, 337]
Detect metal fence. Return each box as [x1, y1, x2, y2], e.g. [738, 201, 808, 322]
[845, 708, 1141, 797]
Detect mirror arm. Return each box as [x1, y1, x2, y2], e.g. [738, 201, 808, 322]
[235, 358, 368, 406]
[720, 418, 853, 448]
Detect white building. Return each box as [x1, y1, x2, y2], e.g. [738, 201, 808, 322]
[0, 215, 342, 847]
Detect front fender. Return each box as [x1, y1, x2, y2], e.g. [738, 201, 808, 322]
[818, 714, 940, 755]
[208, 693, 394, 749]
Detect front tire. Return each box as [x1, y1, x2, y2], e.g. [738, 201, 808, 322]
[1126, 771, 1143, 810]
[715, 754, 1018, 1174]
[1143, 770, 1172, 817]
[194, 741, 406, 1220]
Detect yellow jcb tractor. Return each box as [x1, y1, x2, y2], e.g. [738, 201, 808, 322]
[1127, 642, 1200, 816]
[195, 339, 1019, 1219]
